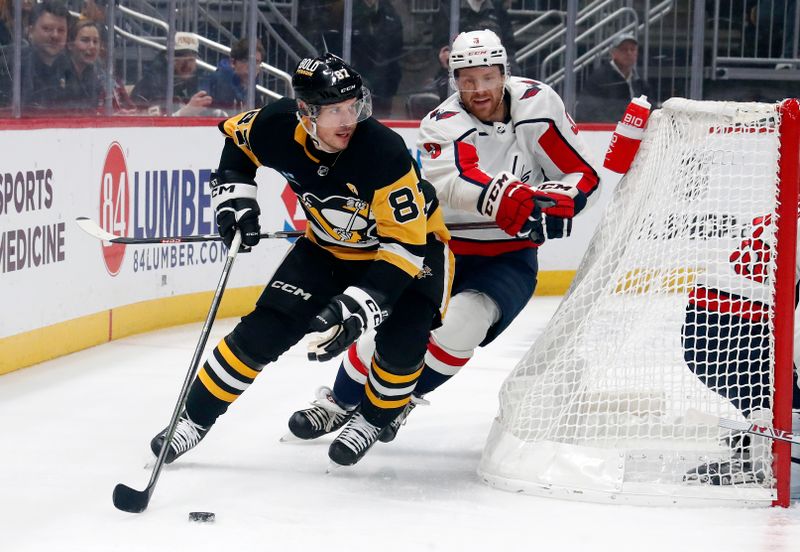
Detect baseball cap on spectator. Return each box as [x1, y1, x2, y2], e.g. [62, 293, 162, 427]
[174, 32, 199, 56]
[611, 33, 638, 49]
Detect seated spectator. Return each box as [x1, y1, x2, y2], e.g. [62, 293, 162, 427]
[131, 31, 217, 116]
[350, 0, 403, 118]
[0, 0, 34, 46]
[432, 44, 452, 102]
[19, 0, 72, 111]
[746, 0, 797, 62]
[576, 33, 651, 123]
[1, 0, 13, 46]
[60, 18, 135, 115]
[200, 37, 265, 114]
[63, 19, 102, 112]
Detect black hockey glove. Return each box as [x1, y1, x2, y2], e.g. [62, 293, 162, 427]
[535, 181, 584, 240]
[210, 170, 261, 251]
[307, 287, 389, 362]
[545, 215, 573, 240]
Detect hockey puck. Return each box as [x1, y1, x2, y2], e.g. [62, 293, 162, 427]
[188, 511, 215, 523]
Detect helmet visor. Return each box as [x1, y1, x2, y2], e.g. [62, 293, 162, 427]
[451, 70, 505, 93]
[304, 88, 373, 128]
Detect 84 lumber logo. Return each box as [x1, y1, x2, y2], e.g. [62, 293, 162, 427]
[99, 142, 129, 276]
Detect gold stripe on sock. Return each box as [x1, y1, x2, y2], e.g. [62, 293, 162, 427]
[365, 384, 411, 409]
[198, 366, 239, 403]
[371, 359, 423, 385]
[218, 339, 260, 379]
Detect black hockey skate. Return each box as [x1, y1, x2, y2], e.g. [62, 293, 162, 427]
[378, 394, 428, 443]
[684, 433, 768, 486]
[150, 410, 210, 464]
[287, 386, 355, 440]
[328, 412, 382, 466]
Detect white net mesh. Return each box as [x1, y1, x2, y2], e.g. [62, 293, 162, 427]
[480, 99, 788, 506]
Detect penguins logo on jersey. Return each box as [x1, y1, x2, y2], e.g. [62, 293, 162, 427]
[301, 192, 377, 244]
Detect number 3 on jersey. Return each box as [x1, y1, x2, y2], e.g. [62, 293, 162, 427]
[388, 187, 421, 223]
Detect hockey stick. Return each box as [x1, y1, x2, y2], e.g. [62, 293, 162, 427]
[75, 216, 496, 245]
[718, 418, 800, 446]
[112, 231, 243, 513]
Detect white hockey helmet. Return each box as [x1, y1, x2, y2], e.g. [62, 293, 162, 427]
[449, 29, 508, 74]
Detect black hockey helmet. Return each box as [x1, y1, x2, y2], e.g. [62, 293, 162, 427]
[292, 53, 372, 127]
[292, 53, 365, 106]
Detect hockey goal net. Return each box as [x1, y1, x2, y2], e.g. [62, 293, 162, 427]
[479, 98, 800, 507]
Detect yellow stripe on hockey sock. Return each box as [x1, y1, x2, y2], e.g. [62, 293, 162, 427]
[217, 339, 260, 379]
[198, 366, 239, 403]
[371, 360, 423, 385]
[365, 384, 411, 409]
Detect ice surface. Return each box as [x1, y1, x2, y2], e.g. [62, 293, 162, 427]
[2, 297, 799, 551]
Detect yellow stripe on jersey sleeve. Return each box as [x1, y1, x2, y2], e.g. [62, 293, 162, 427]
[220, 110, 262, 167]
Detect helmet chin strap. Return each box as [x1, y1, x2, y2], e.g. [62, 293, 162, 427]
[297, 113, 338, 153]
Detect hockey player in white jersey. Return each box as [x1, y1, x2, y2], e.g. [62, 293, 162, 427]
[286, 29, 600, 443]
[682, 214, 800, 498]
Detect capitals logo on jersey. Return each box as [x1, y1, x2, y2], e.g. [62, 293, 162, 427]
[300, 192, 377, 244]
[519, 79, 542, 100]
[429, 109, 459, 121]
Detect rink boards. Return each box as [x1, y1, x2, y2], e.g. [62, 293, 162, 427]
[0, 118, 617, 373]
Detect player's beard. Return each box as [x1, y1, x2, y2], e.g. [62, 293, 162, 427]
[465, 87, 505, 122]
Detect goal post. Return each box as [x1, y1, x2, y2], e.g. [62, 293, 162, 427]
[479, 98, 800, 507]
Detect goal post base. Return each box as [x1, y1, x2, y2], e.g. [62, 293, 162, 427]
[479, 421, 776, 507]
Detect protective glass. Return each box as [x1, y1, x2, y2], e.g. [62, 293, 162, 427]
[450, 71, 505, 93]
[306, 88, 373, 128]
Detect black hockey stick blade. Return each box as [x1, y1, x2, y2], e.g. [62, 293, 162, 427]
[112, 482, 153, 513]
[76, 216, 497, 246]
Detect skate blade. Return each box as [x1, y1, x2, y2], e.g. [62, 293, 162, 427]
[279, 432, 302, 443]
[326, 460, 347, 474]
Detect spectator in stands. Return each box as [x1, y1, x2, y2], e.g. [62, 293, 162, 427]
[576, 33, 651, 123]
[747, 0, 797, 63]
[432, 0, 516, 62]
[0, 0, 35, 45]
[19, 0, 72, 111]
[63, 19, 102, 112]
[350, 0, 403, 118]
[432, 44, 452, 101]
[201, 38, 265, 114]
[131, 31, 217, 116]
[0, 0, 13, 46]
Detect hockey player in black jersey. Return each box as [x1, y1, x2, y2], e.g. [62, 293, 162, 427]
[150, 53, 453, 467]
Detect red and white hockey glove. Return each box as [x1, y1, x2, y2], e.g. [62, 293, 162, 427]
[307, 287, 389, 362]
[478, 171, 552, 244]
